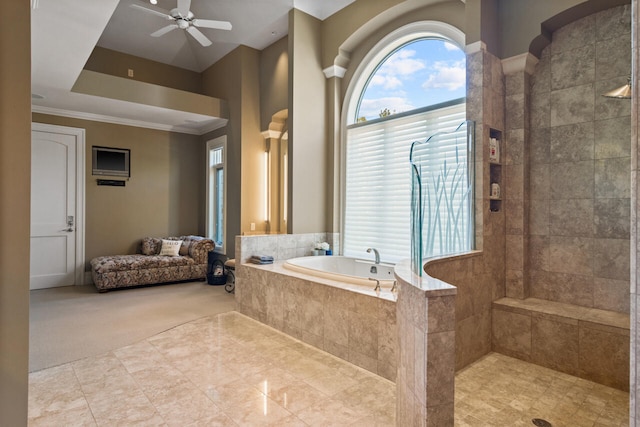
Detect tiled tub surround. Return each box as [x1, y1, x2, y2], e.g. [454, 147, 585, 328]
[235, 232, 339, 264]
[237, 233, 462, 425]
[492, 297, 630, 391]
[235, 260, 398, 381]
[395, 259, 457, 426]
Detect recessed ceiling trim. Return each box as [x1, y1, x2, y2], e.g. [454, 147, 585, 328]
[32, 105, 227, 136]
[72, 70, 228, 119]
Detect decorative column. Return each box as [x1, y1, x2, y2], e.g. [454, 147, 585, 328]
[261, 110, 288, 234]
[323, 65, 347, 235]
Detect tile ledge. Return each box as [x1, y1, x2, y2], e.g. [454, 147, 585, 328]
[493, 297, 629, 330]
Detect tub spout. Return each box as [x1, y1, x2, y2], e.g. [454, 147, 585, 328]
[366, 247, 380, 264]
[369, 278, 381, 292]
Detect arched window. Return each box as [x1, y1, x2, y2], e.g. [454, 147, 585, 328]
[342, 23, 468, 263]
[355, 38, 465, 122]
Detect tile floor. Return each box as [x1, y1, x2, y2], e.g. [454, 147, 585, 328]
[28, 311, 629, 426]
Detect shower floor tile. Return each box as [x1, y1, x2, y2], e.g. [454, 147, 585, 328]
[28, 311, 629, 426]
[455, 352, 629, 427]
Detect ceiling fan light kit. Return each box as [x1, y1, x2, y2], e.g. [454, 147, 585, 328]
[131, 0, 232, 47]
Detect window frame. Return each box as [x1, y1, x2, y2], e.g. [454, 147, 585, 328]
[206, 136, 227, 253]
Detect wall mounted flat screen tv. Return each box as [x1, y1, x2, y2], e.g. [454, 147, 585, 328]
[92, 146, 130, 177]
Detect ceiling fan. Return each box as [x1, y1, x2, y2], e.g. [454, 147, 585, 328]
[130, 0, 232, 47]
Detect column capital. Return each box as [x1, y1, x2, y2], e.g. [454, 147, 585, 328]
[465, 41, 486, 54]
[323, 65, 347, 79]
[501, 52, 539, 76]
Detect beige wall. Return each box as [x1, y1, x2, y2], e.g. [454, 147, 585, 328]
[32, 114, 204, 267]
[202, 49, 241, 256]
[202, 45, 264, 252]
[0, 0, 30, 425]
[289, 9, 327, 233]
[84, 46, 203, 94]
[321, 0, 447, 68]
[238, 48, 265, 236]
[260, 38, 289, 233]
[260, 36, 289, 131]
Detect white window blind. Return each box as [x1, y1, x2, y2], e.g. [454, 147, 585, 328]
[208, 145, 225, 248]
[344, 100, 466, 263]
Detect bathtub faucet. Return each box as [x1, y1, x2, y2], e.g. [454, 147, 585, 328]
[366, 247, 380, 264]
[369, 278, 381, 292]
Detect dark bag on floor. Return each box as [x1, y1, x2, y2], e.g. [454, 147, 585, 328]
[207, 251, 228, 285]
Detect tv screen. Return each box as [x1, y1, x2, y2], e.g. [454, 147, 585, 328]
[92, 146, 130, 177]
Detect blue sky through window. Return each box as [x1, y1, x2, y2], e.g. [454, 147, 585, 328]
[356, 38, 466, 121]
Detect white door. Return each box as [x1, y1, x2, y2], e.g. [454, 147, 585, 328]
[30, 126, 83, 289]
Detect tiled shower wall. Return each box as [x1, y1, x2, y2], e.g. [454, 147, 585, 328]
[528, 5, 631, 313]
[423, 45, 507, 371]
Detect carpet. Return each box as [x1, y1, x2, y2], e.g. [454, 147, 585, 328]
[29, 281, 236, 372]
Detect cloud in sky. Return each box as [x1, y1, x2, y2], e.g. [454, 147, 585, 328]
[357, 39, 466, 120]
[358, 96, 415, 119]
[422, 60, 466, 91]
[368, 49, 426, 90]
[370, 74, 402, 90]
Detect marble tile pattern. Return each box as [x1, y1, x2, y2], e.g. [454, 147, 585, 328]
[395, 260, 457, 426]
[455, 352, 629, 427]
[492, 297, 630, 391]
[425, 253, 497, 371]
[235, 256, 398, 382]
[235, 233, 340, 264]
[28, 311, 397, 426]
[27, 313, 629, 427]
[526, 5, 632, 313]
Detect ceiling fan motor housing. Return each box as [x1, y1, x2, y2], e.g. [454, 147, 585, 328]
[171, 9, 194, 20]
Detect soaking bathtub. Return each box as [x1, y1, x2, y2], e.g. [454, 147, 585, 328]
[283, 255, 395, 288]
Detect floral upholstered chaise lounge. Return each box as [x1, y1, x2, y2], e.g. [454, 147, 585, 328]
[90, 236, 214, 292]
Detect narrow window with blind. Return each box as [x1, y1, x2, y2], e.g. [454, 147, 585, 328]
[343, 37, 467, 263]
[206, 137, 226, 252]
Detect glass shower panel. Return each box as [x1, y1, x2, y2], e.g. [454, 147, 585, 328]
[410, 120, 475, 276]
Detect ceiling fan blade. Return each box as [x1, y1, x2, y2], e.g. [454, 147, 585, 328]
[192, 19, 232, 31]
[186, 26, 212, 46]
[130, 3, 172, 20]
[151, 24, 178, 37]
[176, 0, 191, 17]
